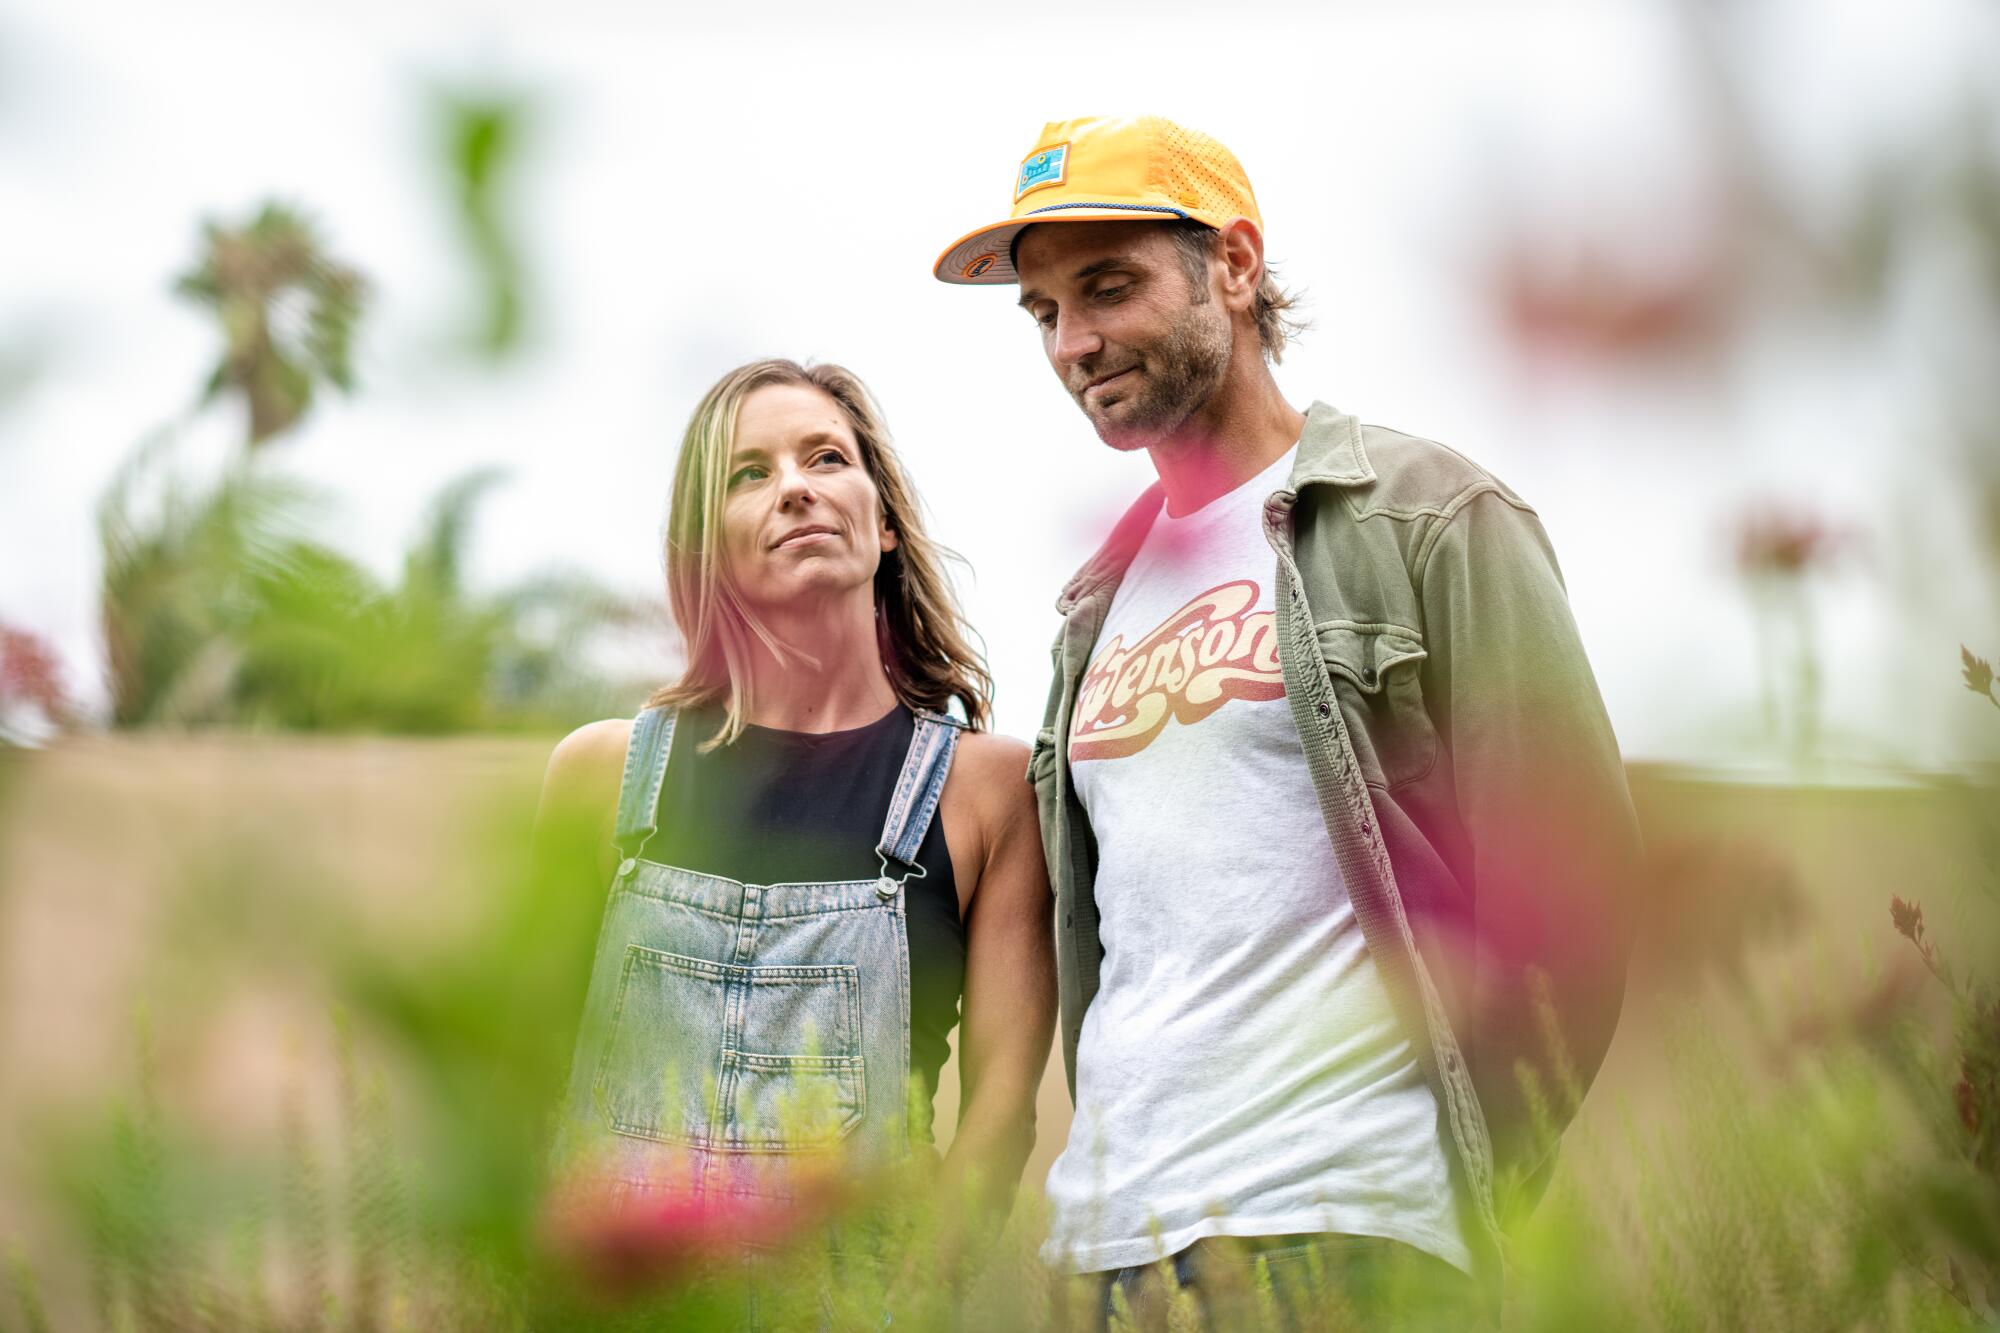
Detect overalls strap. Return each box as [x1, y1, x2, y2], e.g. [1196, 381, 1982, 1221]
[612, 706, 678, 860]
[875, 710, 966, 876]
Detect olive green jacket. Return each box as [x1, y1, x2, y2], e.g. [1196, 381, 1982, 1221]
[1028, 402, 1642, 1277]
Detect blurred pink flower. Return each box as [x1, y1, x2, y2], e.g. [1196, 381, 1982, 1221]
[1494, 249, 1724, 359]
[1483, 189, 1736, 367]
[0, 623, 71, 722]
[542, 1168, 849, 1296]
[1734, 504, 1851, 578]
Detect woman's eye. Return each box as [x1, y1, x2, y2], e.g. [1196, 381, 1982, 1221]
[728, 466, 766, 487]
[813, 450, 847, 467]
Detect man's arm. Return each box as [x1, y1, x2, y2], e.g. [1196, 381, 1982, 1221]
[1416, 487, 1642, 1185]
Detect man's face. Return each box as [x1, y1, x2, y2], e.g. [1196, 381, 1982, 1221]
[1014, 221, 1232, 452]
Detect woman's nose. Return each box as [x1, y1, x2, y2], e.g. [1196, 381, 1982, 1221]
[775, 461, 817, 507]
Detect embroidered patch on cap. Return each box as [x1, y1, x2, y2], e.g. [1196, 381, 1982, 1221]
[1015, 143, 1069, 201]
[961, 253, 999, 279]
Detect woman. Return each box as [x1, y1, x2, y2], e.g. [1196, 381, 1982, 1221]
[535, 359, 1054, 1278]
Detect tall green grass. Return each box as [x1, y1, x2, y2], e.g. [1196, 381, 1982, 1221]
[4, 757, 1994, 1331]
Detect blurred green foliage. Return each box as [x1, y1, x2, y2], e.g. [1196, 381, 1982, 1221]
[100, 444, 649, 731]
[432, 86, 532, 361]
[1882, 697, 2000, 1316]
[98, 200, 652, 733]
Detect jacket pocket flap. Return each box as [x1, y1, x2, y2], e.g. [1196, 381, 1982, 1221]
[1316, 623, 1427, 693]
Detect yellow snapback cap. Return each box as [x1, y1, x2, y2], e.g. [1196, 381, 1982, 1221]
[933, 115, 1263, 285]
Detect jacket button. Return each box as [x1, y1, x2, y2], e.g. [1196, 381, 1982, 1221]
[1316, 700, 1332, 719]
[1064, 913, 1074, 928]
[617, 858, 637, 879]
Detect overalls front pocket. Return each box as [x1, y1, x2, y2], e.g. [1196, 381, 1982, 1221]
[593, 944, 866, 1152]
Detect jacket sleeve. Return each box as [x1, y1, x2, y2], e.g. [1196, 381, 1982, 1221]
[1415, 486, 1641, 1180]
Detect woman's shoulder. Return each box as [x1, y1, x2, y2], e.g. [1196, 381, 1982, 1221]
[943, 728, 1035, 830]
[951, 727, 1030, 777]
[540, 717, 636, 814]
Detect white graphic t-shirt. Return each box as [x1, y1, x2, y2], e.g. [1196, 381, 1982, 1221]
[1043, 445, 1471, 1275]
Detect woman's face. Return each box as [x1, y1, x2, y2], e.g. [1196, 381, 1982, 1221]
[720, 383, 897, 613]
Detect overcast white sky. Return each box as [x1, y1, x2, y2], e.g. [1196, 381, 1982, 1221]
[3, 0, 1996, 768]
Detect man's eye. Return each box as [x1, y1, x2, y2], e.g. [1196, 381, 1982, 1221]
[1031, 309, 1057, 329]
[1095, 285, 1130, 303]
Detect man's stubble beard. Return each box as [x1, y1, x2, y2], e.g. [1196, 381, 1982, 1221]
[1080, 302, 1233, 454]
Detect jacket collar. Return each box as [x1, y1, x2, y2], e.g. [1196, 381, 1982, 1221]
[1056, 401, 1372, 614]
[1285, 400, 1375, 490]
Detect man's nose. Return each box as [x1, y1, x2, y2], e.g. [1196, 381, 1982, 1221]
[1050, 309, 1103, 370]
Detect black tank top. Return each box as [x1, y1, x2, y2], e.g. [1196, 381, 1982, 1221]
[646, 703, 965, 1100]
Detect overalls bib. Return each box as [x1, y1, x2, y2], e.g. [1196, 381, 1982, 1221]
[552, 705, 964, 1204]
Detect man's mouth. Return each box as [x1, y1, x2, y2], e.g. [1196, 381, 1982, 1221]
[1082, 367, 1136, 398]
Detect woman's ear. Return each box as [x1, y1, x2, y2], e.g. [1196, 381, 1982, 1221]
[880, 522, 900, 554]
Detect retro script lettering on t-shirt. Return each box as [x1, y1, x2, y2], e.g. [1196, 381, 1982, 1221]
[1069, 580, 1285, 762]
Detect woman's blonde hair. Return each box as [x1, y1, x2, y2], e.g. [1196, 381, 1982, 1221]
[648, 359, 992, 747]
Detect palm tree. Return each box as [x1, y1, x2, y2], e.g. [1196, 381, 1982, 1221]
[104, 199, 654, 731]
[175, 203, 365, 447]
[100, 201, 367, 723]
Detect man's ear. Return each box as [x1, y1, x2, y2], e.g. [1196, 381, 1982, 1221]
[1216, 217, 1266, 313]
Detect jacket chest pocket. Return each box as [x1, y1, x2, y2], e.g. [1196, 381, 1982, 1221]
[593, 946, 865, 1152]
[1317, 622, 1439, 790]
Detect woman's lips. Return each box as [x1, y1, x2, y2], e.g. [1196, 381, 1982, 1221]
[773, 528, 838, 551]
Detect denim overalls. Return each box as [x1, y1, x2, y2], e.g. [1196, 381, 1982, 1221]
[553, 704, 964, 1204]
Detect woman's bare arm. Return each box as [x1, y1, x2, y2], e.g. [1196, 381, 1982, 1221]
[531, 718, 632, 909]
[935, 731, 1057, 1235]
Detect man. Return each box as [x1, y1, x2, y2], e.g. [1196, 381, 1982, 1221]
[933, 116, 1641, 1323]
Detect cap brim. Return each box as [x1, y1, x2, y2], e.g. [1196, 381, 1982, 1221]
[933, 207, 1187, 285]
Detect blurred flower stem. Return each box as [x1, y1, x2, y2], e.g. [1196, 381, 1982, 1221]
[1735, 503, 1847, 767]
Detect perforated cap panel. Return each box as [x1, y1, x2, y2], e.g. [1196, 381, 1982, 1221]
[1144, 116, 1262, 232]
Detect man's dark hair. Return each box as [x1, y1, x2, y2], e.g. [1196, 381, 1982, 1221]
[1165, 219, 1307, 364]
